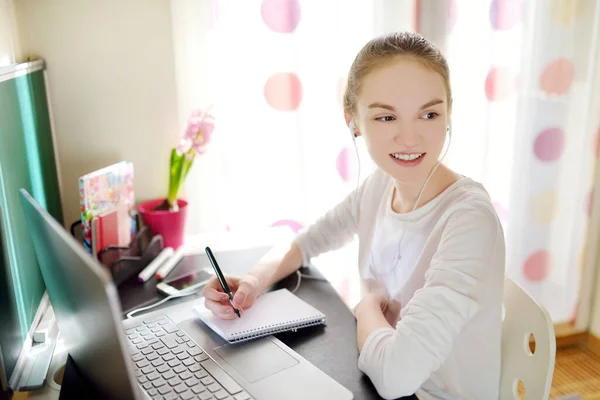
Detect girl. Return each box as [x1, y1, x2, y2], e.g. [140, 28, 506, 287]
[202, 31, 505, 400]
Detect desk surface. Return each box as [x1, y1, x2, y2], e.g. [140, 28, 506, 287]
[58, 248, 392, 400]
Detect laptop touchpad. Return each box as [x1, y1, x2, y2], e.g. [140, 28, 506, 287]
[214, 339, 299, 383]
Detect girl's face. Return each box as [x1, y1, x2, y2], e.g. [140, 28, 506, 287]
[351, 58, 450, 186]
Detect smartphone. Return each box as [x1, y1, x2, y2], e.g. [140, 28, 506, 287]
[156, 267, 215, 296]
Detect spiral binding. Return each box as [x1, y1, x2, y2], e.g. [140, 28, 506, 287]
[230, 317, 326, 344]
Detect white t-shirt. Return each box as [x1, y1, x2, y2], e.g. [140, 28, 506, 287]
[295, 168, 506, 400]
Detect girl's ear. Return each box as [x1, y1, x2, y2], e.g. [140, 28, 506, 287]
[344, 111, 360, 138]
[344, 110, 353, 128]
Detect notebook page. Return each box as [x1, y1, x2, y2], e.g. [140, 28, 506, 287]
[193, 289, 325, 342]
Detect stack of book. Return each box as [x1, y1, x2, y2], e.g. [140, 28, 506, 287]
[78, 161, 136, 258]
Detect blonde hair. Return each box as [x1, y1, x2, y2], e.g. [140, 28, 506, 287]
[343, 31, 452, 114]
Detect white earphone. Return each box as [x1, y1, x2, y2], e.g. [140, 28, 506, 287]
[349, 121, 357, 140]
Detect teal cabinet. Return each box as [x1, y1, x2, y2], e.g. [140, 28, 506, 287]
[0, 60, 63, 389]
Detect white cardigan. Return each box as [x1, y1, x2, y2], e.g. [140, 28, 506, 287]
[295, 168, 506, 399]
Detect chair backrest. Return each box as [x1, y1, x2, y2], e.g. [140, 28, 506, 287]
[500, 277, 556, 399]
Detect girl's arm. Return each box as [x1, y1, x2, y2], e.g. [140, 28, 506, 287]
[242, 172, 378, 294]
[356, 206, 503, 400]
[355, 294, 394, 351]
[294, 171, 377, 267]
[244, 240, 304, 294]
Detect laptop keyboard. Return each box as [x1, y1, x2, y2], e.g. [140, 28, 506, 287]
[126, 317, 254, 400]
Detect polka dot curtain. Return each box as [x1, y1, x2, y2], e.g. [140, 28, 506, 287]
[439, 0, 600, 330]
[170, 0, 402, 303]
[171, 0, 600, 323]
[179, 0, 387, 230]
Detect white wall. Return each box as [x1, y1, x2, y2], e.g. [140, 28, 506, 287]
[15, 0, 180, 227]
[0, 0, 21, 66]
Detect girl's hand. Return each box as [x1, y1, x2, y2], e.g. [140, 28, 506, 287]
[354, 293, 401, 327]
[353, 293, 387, 317]
[201, 274, 261, 319]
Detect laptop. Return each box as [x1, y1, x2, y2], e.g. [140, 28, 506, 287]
[18, 189, 353, 400]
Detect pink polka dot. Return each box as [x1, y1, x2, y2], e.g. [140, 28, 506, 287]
[336, 147, 356, 182]
[540, 58, 575, 95]
[492, 201, 508, 223]
[485, 67, 517, 101]
[261, 0, 301, 33]
[447, 0, 457, 32]
[271, 219, 303, 233]
[523, 250, 551, 281]
[264, 72, 302, 111]
[337, 77, 346, 108]
[490, 0, 524, 30]
[533, 127, 565, 162]
[225, 224, 232, 232]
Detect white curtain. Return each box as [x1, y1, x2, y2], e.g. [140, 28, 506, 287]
[171, 0, 600, 328]
[171, 0, 413, 303]
[436, 0, 600, 331]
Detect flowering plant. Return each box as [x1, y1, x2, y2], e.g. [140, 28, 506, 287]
[156, 108, 215, 211]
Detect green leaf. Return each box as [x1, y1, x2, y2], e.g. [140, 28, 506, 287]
[182, 150, 195, 181]
[167, 149, 186, 206]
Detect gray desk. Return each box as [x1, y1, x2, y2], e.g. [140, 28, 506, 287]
[59, 249, 414, 399]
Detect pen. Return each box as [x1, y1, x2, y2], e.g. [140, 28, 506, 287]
[205, 246, 240, 318]
[155, 246, 185, 281]
[138, 247, 174, 283]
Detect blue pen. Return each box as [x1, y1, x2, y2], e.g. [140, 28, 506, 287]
[205, 246, 241, 318]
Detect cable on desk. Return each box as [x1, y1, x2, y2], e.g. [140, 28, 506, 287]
[291, 270, 329, 293]
[126, 270, 328, 318]
[125, 287, 203, 319]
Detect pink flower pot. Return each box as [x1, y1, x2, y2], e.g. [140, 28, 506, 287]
[138, 199, 188, 249]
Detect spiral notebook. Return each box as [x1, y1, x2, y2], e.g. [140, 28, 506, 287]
[193, 289, 326, 344]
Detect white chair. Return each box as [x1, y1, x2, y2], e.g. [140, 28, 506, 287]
[500, 277, 556, 399]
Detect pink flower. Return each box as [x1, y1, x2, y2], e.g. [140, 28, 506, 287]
[192, 129, 212, 153]
[167, 107, 216, 207]
[176, 137, 192, 154]
[177, 108, 215, 155]
[185, 110, 215, 141]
